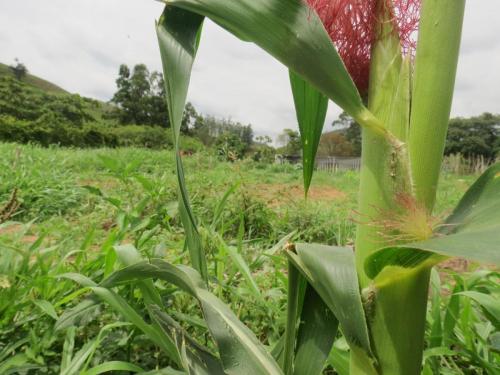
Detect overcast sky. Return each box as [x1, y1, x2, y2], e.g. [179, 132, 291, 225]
[0, 1, 498, 139]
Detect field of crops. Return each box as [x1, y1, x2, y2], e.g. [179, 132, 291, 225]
[0, 142, 498, 374]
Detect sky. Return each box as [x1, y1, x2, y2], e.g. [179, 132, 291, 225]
[0, 1, 499, 139]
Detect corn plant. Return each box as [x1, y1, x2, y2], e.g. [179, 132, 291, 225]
[59, 0, 500, 374]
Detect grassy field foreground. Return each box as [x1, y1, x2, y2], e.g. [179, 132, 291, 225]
[0, 143, 498, 374]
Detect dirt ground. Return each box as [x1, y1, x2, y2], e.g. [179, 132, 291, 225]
[0, 223, 38, 243]
[251, 183, 346, 206]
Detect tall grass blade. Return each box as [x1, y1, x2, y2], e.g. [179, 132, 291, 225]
[217, 236, 262, 301]
[54, 298, 100, 331]
[283, 260, 306, 374]
[81, 361, 144, 375]
[149, 306, 225, 374]
[33, 299, 58, 320]
[286, 244, 374, 362]
[293, 285, 338, 375]
[458, 292, 500, 330]
[327, 346, 350, 375]
[289, 71, 328, 195]
[156, 6, 208, 282]
[101, 260, 283, 375]
[91, 287, 182, 363]
[283, 259, 337, 375]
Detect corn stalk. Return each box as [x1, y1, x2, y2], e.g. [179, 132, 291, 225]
[59, 0, 500, 374]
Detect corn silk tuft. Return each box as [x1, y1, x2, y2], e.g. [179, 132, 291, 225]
[306, 0, 421, 93]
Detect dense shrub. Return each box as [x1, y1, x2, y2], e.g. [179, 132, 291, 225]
[110, 125, 172, 148]
[0, 115, 118, 148]
[0, 75, 206, 150]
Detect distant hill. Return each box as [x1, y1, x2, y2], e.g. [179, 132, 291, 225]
[0, 62, 68, 94]
[0, 65, 189, 150]
[0, 61, 117, 121]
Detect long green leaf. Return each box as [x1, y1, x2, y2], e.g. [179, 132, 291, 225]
[283, 259, 337, 375]
[162, 0, 371, 124]
[286, 244, 374, 361]
[33, 299, 58, 320]
[112, 244, 183, 365]
[366, 163, 500, 278]
[54, 298, 100, 331]
[289, 71, 328, 195]
[81, 361, 144, 375]
[293, 285, 338, 375]
[327, 345, 350, 375]
[283, 260, 306, 375]
[156, 5, 207, 282]
[408, 0, 466, 209]
[61, 272, 181, 365]
[102, 260, 283, 375]
[216, 235, 261, 301]
[140, 369, 186, 375]
[459, 291, 500, 330]
[149, 306, 225, 375]
[91, 287, 181, 362]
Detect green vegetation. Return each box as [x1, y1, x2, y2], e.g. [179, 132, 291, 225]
[445, 113, 500, 160]
[1, 1, 500, 373]
[0, 62, 67, 94]
[109, 1, 497, 374]
[0, 62, 251, 153]
[1, 143, 497, 374]
[320, 111, 500, 159]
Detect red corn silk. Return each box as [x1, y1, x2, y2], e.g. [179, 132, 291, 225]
[307, 0, 421, 94]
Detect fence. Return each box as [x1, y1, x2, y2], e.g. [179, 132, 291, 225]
[275, 153, 496, 174]
[275, 155, 361, 172]
[442, 154, 496, 174]
[315, 156, 361, 172]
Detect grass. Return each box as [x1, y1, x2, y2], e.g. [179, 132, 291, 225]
[0, 142, 497, 374]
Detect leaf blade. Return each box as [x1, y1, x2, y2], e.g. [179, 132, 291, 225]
[156, 5, 208, 282]
[365, 163, 500, 278]
[289, 71, 328, 194]
[286, 244, 374, 361]
[102, 260, 283, 375]
[163, 0, 365, 118]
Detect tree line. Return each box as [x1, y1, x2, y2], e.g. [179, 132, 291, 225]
[277, 112, 500, 160]
[1, 60, 498, 161]
[0, 61, 265, 159]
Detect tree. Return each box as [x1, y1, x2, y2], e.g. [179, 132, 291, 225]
[215, 132, 247, 161]
[192, 114, 254, 148]
[147, 71, 169, 128]
[110, 63, 199, 130]
[277, 128, 301, 155]
[9, 59, 28, 81]
[332, 111, 361, 156]
[318, 131, 354, 157]
[181, 102, 198, 135]
[111, 64, 152, 125]
[445, 113, 500, 159]
[252, 135, 275, 163]
[255, 135, 272, 145]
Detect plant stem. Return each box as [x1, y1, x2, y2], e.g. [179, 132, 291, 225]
[352, 2, 429, 374]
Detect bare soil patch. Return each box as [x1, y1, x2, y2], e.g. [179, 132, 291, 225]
[251, 183, 345, 206]
[0, 223, 38, 243]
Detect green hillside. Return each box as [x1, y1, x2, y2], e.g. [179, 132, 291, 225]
[0, 65, 205, 150]
[0, 62, 68, 94]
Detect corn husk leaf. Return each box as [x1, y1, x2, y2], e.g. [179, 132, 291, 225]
[366, 163, 500, 279]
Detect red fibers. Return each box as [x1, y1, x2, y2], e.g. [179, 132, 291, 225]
[307, 0, 421, 93]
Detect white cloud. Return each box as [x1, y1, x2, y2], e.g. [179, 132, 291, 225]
[0, 0, 498, 139]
